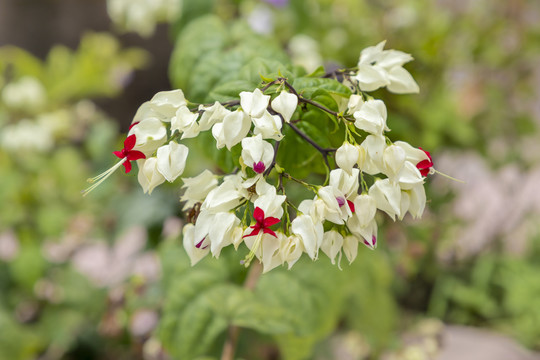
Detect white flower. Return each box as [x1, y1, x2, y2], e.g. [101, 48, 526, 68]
[353, 99, 389, 135]
[343, 235, 360, 261]
[193, 211, 241, 258]
[180, 170, 218, 210]
[347, 94, 364, 115]
[347, 194, 379, 249]
[360, 134, 387, 175]
[278, 234, 304, 269]
[183, 224, 209, 265]
[240, 88, 270, 118]
[171, 106, 200, 139]
[201, 177, 244, 213]
[369, 179, 401, 220]
[382, 144, 406, 179]
[211, 110, 251, 150]
[128, 117, 167, 155]
[291, 214, 324, 260]
[397, 161, 424, 190]
[394, 141, 430, 164]
[241, 134, 274, 175]
[317, 186, 351, 224]
[355, 41, 419, 94]
[335, 142, 360, 175]
[252, 111, 283, 141]
[133, 89, 187, 123]
[271, 91, 298, 123]
[329, 168, 360, 200]
[253, 184, 286, 219]
[243, 232, 282, 273]
[156, 141, 189, 182]
[321, 231, 344, 266]
[406, 183, 426, 219]
[198, 101, 230, 131]
[137, 157, 166, 194]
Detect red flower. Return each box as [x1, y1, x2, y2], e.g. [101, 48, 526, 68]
[416, 148, 433, 177]
[243, 207, 281, 238]
[113, 134, 146, 173]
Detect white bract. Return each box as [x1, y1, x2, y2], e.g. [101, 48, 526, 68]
[355, 41, 419, 94]
[137, 157, 165, 194]
[241, 134, 274, 175]
[240, 88, 270, 118]
[353, 99, 390, 135]
[291, 214, 324, 260]
[252, 111, 283, 141]
[335, 142, 360, 175]
[180, 170, 218, 210]
[171, 106, 200, 139]
[271, 91, 298, 123]
[156, 141, 189, 182]
[128, 117, 167, 155]
[212, 110, 251, 150]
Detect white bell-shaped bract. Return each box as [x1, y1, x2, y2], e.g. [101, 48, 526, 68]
[271, 91, 298, 123]
[407, 183, 426, 219]
[279, 234, 304, 270]
[298, 198, 327, 224]
[347, 217, 378, 251]
[347, 94, 365, 115]
[397, 161, 424, 190]
[393, 141, 430, 164]
[201, 177, 244, 213]
[353, 99, 389, 135]
[198, 101, 230, 131]
[321, 230, 344, 266]
[317, 186, 351, 224]
[183, 223, 210, 266]
[133, 89, 187, 123]
[291, 214, 324, 260]
[180, 169, 218, 210]
[360, 134, 387, 175]
[382, 144, 406, 179]
[156, 141, 189, 183]
[386, 66, 420, 94]
[240, 88, 270, 118]
[193, 211, 240, 258]
[243, 232, 282, 273]
[137, 157, 166, 194]
[368, 179, 401, 220]
[252, 111, 283, 141]
[329, 168, 360, 200]
[128, 117, 167, 155]
[241, 134, 274, 175]
[343, 235, 360, 262]
[355, 41, 419, 94]
[335, 142, 360, 175]
[212, 110, 251, 150]
[351, 194, 377, 227]
[171, 106, 200, 139]
[253, 184, 286, 219]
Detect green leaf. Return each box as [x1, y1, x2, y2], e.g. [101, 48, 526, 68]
[292, 77, 352, 99]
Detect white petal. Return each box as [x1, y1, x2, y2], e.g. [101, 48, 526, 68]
[355, 64, 389, 92]
[271, 91, 298, 123]
[386, 66, 419, 94]
[240, 88, 270, 118]
[156, 141, 189, 182]
[183, 224, 209, 266]
[137, 158, 165, 194]
[335, 142, 360, 175]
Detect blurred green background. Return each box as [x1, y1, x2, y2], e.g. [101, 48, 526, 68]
[1, 0, 540, 359]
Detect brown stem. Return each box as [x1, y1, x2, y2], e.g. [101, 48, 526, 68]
[220, 262, 263, 360]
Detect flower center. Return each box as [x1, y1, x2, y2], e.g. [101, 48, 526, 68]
[336, 196, 346, 207]
[253, 161, 266, 174]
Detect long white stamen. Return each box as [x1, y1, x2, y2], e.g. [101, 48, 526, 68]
[82, 159, 127, 197]
[433, 169, 465, 183]
[243, 232, 263, 268]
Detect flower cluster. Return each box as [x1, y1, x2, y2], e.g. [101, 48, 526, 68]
[86, 43, 436, 272]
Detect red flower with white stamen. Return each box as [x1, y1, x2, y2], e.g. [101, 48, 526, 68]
[113, 134, 146, 173]
[243, 207, 280, 238]
[416, 148, 433, 177]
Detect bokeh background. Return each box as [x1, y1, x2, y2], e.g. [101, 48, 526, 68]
[1, 0, 540, 359]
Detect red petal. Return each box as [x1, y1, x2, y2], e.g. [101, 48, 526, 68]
[263, 216, 280, 228]
[126, 150, 146, 161]
[113, 150, 124, 159]
[242, 227, 260, 238]
[253, 207, 265, 223]
[124, 134, 137, 151]
[347, 200, 355, 213]
[263, 228, 277, 238]
[128, 122, 140, 130]
[123, 161, 132, 174]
